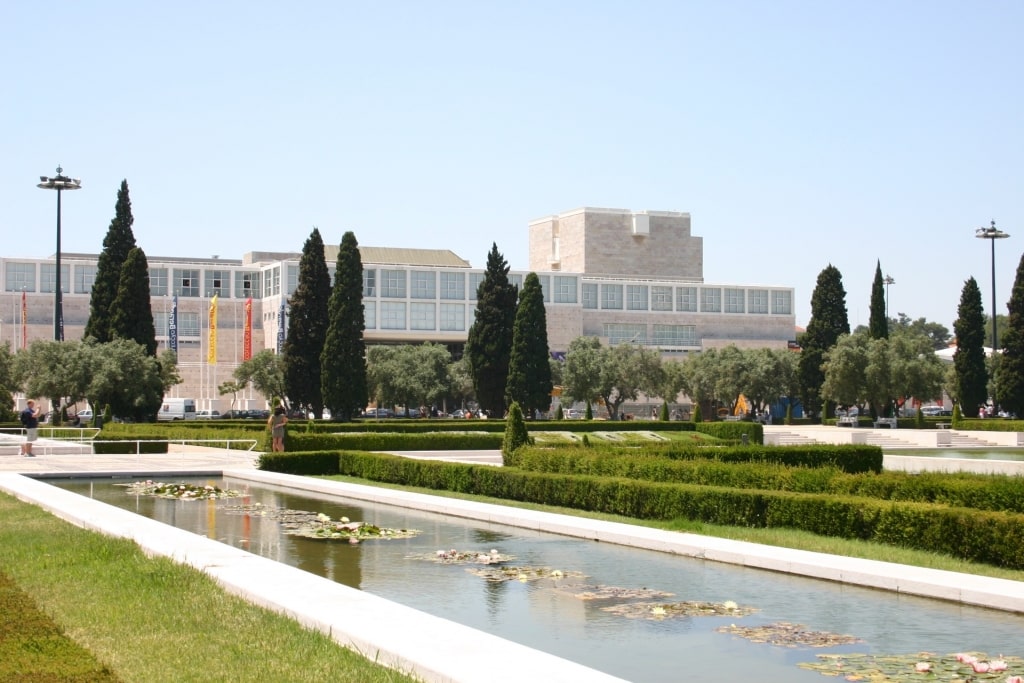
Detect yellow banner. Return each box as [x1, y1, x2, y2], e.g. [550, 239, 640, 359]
[208, 295, 218, 364]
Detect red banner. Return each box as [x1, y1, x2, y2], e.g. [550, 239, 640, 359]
[243, 297, 252, 361]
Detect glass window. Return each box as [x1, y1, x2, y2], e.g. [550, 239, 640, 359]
[286, 264, 299, 297]
[700, 287, 721, 313]
[582, 283, 598, 309]
[676, 286, 698, 312]
[380, 302, 406, 329]
[440, 272, 465, 300]
[5, 263, 36, 292]
[627, 285, 648, 311]
[748, 289, 769, 314]
[772, 290, 792, 315]
[179, 312, 200, 337]
[604, 323, 646, 345]
[363, 269, 377, 297]
[271, 267, 281, 296]
[410, 302, 435, 330]
[651, 286, 672, 311]
[40, 264, 69, 294]
[724, 288, 745, 314]
[235, 271, 260, 299]
[509, 273, 524, 291]
[653, 324, 697, 346]
[205, 270, 231, 298]
[148, 268, 167, 296]
[175, 269, 200, 297]
[381, 269, 407, 298]
[440, 303, 465, 331]
[536, 275, 550, 303]
[469, 272, 484, 300]
[154, 314, 167, 337]
[364, 302, 376, 329]
[601, 284, 623, 310]
[553, 276, 577, 303]
[75, 264, 98, 295]
[411, 271, 436, 299]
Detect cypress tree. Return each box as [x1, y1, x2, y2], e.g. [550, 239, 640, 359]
[798, 264, 850, 419]
[953, 277, 988, 415]
[996, 253, 1024, 416]
[321, 231, 367, 421]
[465, 243, 518, 417]
[283, 228, 332, 417]
[85, 180, 137, 343]
[869, 260, 888, 340]
[109, 247, 157, 357]
[505, 272, 553, 418]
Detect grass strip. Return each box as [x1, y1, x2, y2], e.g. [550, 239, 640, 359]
[0, 492, 417, 683]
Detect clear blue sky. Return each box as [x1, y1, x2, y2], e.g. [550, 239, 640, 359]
[3, 1, 1021, 331]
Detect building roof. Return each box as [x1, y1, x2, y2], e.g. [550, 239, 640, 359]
[323, 245, 472, 268]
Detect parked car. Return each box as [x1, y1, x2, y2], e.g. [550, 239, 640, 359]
[196, 410, 221, 419]
[921, 405, 943, 417]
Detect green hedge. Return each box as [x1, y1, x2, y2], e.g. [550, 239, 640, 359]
[285, 451, 1024, 569]
[92, 435, 169, 454]
[257, 451, 340, 475]
[956, 418, 1024, 432]
[300, 420, 696, 434]
[510, 449, 1024, 514]
[695, 421, 763, 443]
[286, 431, 503, 452]
[508, 443, 881, 474]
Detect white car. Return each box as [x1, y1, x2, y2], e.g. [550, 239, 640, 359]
[196, 410, 221, 419]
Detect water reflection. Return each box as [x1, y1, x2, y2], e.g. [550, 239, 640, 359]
[57, 476, 1024, 683]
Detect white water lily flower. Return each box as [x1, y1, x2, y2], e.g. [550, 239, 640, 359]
[340, 517, 350, 524]
[317, 513, 331, 523]
[651, 606, 666, 616]
[723, 600, 738, 610]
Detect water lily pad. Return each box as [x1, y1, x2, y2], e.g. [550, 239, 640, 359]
[222, 504, 420, 541]
[406, 549, 516, 564]
[554, 584, 676, 601]
[119, 480, 242, 500]
[716, 621, 862, 648]
[601, 600, 758, 620]
[465, 565, 587, 582]
[797, 651, 1024, 681]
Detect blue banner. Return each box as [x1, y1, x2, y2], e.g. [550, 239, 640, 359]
[169, 295, 178, 353]
[276, 299, 286, 353]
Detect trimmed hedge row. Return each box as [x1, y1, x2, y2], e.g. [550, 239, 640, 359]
[92, 434, 169, 454]
[510, 449, 1024, 513]
[257, 451, 1024, 569]
[286, 431, 504, 452]
[300, 420, 698, 434]
[508, 443, 882, 474]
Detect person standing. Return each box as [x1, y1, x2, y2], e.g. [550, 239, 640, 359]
[20, 399, 41, 457]
[268, 406, 288, 452]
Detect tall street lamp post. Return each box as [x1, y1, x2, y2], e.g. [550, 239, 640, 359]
[883, 274, 894, 320]
[37, 167, 82, 341]
[975, 220, 1010, 355]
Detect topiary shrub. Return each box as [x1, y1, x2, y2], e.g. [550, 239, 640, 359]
[659, 402, 670, 421]
[785, 403, 793, 425]
[554, 404, 564, 421]
[502, 402, 531, 459]
[952, 403, 962, 428]
[585, 402, 593, 420]
[692, 403, 703, 423]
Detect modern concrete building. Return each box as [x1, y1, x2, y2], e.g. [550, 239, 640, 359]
[1, 207, 795, 412]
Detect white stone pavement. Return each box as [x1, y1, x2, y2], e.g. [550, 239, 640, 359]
[1, 430, 1023, 682]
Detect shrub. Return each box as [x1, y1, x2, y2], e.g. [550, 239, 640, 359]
[502, 402, 531, 461]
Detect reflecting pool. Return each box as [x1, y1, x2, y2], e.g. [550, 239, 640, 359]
[56, 476, 1024, 683]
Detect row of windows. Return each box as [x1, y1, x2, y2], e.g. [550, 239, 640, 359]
[364, 302, 476, 332]
[4, 262, 792, 317]
[605, 323, 699, 347]
[583, 284, 791, 315]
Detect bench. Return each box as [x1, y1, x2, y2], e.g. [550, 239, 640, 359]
[837, 416, 858, 427]
[873, 417, 898, 429]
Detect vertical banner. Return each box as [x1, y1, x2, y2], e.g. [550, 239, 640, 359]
[21, 291, 27, 350]
[169, 295, 178, 353]
[208, 295, 218, 364]
[276, 299, 285, 353]
[243, 297, 252, 361]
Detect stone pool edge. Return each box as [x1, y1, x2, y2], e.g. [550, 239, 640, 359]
[230, 469, 1024, 615]
[0, 472, 628, 683]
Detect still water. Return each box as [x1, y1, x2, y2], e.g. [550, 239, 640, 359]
[56, 476, 1024, 683]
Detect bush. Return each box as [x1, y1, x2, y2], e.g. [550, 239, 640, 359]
[502, 402, 531, 460]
